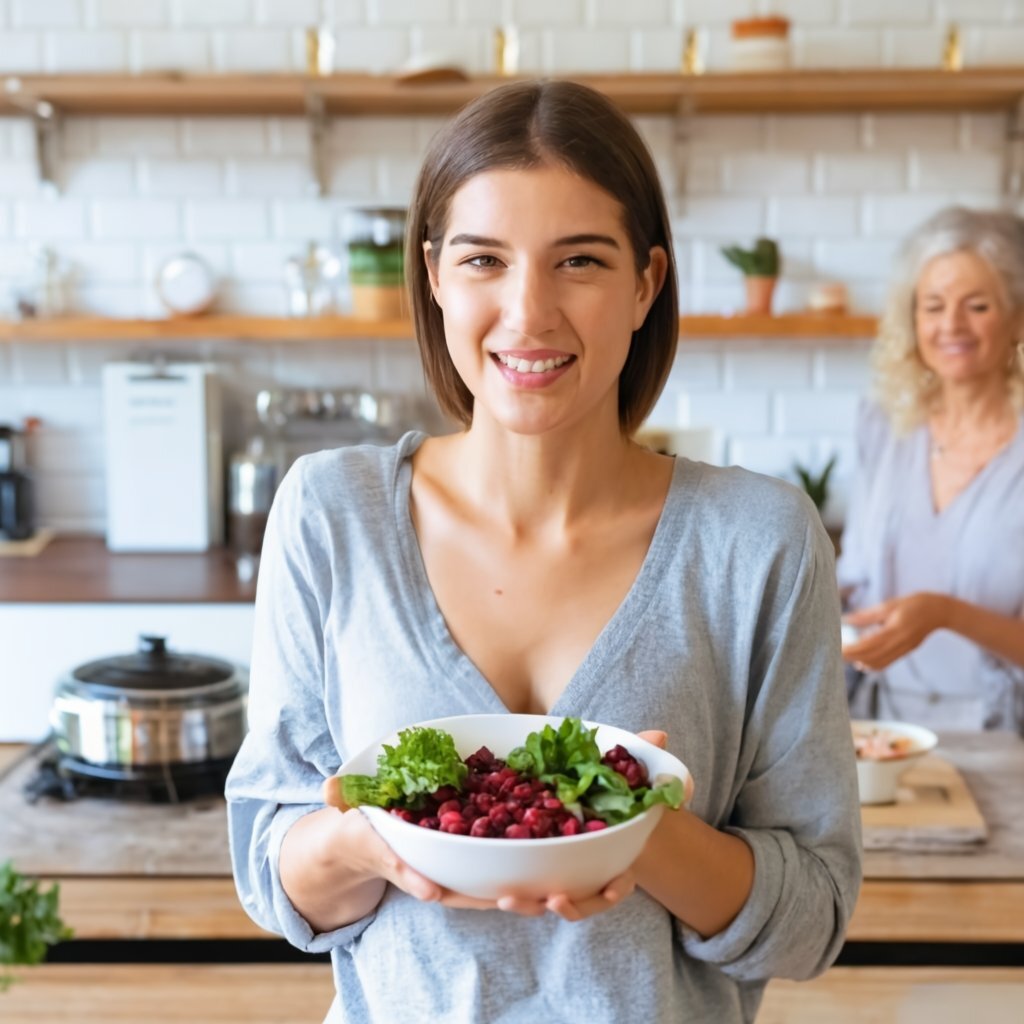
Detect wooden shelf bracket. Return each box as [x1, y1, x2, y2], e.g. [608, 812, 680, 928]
[304, 84, 330, 197]
[4, 76, 61, 195]
[672, 94, 695, 212]
[1003, 95, 1024, 206]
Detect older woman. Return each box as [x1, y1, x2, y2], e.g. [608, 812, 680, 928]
[839, 206, 1024, 732]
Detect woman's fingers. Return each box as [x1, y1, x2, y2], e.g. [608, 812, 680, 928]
[322, 775, 348, 810]
[637, 729, 668, 749]
[547, 871, 636, 921]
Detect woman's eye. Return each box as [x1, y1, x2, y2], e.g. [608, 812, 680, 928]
[969, 304, 990, 313]
[563, 255, 602, 269]
[465, 255, 501, 269]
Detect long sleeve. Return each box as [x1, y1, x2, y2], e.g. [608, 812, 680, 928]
[836, 398, 887, 609]
[681, 507, 863, 982]
[225, 458, 374, 953]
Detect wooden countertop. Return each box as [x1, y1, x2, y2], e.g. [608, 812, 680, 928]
[0, 535, 256, 604]
[2, 733, 1023, 944]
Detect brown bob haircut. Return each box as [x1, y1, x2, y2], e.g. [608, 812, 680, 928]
[406, 79, 679, 436]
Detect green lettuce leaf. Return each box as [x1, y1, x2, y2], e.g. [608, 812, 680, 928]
[341, 726, 467, 809]
[508, 718, 684, 825]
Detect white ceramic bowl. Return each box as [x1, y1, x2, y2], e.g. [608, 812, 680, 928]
[852, 719, 938, 805]
[336, 714, 692, 900]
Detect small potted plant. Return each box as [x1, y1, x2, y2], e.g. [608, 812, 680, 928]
[793, 454, 836, 515]
[720, 237, 781, 314]
[0, 860, 73, 991]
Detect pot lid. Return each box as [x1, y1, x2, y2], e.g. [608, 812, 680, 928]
[71, 635, 235, 691]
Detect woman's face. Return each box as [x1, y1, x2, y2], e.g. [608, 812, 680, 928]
[424, 163, 666, 437]
[914, 250, 1020, 389]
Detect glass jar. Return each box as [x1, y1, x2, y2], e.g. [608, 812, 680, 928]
[339, 207, 407, 320]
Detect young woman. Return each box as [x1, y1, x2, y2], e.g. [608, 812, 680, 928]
[839, 206, 1024, 732]
[227, 80, 861, 1023]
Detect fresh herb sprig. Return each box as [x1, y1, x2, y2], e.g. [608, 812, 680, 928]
[0, 860, 73, 991]
[507, 718, 683, 825]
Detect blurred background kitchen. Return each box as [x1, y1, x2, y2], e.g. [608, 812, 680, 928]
[1, 0, 1020, 737]
[3, 3, 1024, 1023]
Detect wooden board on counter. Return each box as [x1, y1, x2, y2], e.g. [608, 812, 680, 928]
[861, 755, 988, 852]
[863, 731, 1024, 880]
[0, 750, 232, 876]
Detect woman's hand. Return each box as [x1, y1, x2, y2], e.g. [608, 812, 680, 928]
[841, 592, 952, 670]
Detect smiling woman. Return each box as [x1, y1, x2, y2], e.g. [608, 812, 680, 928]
[226, 79, 861, 1024]
[839, 206, 1024, 733]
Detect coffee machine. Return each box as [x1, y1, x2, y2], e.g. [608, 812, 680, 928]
[0, 424, 34, 541]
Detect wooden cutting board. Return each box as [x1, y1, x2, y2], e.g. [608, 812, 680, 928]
[861, 754, 988, 852]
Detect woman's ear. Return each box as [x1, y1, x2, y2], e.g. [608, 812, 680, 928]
[423, 240, 441, 304]
[633, 246, 669, 330]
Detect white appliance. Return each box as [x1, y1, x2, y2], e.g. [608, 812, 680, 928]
[103, 361, 223, 552]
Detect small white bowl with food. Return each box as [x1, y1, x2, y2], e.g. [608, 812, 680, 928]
[328, 714, 692, 900]
[851, 719, 938, 805]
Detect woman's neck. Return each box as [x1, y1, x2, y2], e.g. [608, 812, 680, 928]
[446, 417, 657, 539]
[932, 377, 1015, 433]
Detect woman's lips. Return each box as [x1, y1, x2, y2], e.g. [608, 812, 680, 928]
[491, 351, 576, 388]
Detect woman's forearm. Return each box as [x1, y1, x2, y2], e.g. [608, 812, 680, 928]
[633, 808, 754, 939]
[945, 597, 1024, 669]
[278, 807, 387, 934]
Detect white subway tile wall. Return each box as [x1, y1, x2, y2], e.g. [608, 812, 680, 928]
[0, 2, 1021, 533]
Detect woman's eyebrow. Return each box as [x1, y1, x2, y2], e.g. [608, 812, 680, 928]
[554, 233, 621, 248]
[447, 232, 621, 249]
[448, 233, 505, 247]
[919, 289, 992, 301]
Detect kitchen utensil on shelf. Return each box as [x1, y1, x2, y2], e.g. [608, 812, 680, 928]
[49, 634, 249, 793]
[227, 434, 280, 565]
[12, 246, 66, 319]
[155, 252, 218, 317]
[254, 386, 428, 471]
[284, 242, 341, 316]
[339, 207, 407, 320]
[0, 423, 35, 541]
[103, 360, 224, 552]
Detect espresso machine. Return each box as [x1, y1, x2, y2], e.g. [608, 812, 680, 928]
[0, 424, 34, 541]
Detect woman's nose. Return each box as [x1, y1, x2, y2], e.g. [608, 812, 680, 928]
[501, 266, 561, 337]
[940, 304, 966, 332]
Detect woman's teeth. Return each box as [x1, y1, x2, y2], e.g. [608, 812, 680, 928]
[496, 353, 571, 374]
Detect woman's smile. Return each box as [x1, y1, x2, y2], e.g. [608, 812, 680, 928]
[492, 350, 577, 387]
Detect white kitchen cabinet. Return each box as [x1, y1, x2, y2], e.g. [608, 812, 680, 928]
[0, 603, 255, 741]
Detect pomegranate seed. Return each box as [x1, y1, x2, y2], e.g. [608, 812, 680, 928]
[470, 817, 494, 838]
[505, 824, 532, 839]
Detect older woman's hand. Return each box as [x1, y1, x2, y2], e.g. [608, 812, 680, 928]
[841, 592, 953, 670]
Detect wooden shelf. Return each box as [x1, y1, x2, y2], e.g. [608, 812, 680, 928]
[2, 68, 1024, 118]
[0, 312, 878, 342]
[0, 314, 415, 342]
[679, 312, 877, 338]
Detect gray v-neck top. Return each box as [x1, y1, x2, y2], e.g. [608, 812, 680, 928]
[838, 401, 1024, 731]
[226, 433, 861, 1024]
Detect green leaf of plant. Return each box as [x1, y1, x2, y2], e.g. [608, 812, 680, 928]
[340, 726, 468, 809]
[0, 860, 73, 991]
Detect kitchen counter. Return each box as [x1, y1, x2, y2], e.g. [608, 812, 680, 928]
[0, 535, 256, 603]
[3, 732, 1023, 943]
[2, 736, 1023, 1022]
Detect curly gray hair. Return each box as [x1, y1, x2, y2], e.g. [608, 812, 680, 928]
[873, 205, 1024, 433]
